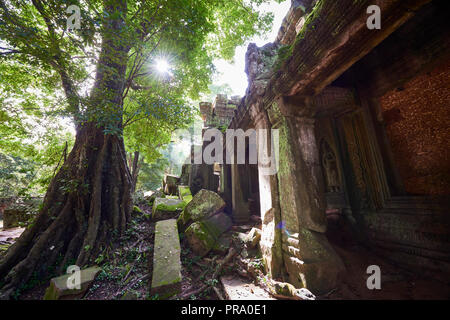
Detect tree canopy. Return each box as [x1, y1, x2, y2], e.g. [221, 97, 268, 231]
[0, 0, 280, 196]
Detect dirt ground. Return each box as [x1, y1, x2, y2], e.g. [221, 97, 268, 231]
[16, 203, 223, 300]
[5, 205, 450, 300]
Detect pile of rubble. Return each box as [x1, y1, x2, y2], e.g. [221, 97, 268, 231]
[41, 174, 315, 300]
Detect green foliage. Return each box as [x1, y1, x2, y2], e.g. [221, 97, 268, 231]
[136, 157, 170, 191]
[0, 0, 280, 196]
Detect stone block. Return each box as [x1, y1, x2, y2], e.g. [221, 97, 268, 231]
[164, 174, 180, 195]
[177, 189, 225, 229]
[145, 190, 165, 205]
[151, 219, 182, 299]
[246, 228, 262, 248]
[178, 185, 193, 204]
[220, 275, 275, 300]
[184, 212, 232, 256]
[3, 199, 41, 229]
[43, 266, 101, 300]
[152, 198, 186, 220]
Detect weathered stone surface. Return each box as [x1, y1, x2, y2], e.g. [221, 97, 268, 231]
[184, 222, 216, 257]
[270, 280, 316, 300]
[177, 189, 225, 229]
[152, 198, 185, 220]
[283, 228, 345, 295]
[3, 198, 41, 229]
[204, 212, 232, 238]
[184, 212, 232, 256]
[189, 163, 218, 195]
[178, 185, 193, 204]
[212, 233, 232, 255]
[220, 275, 275, 300]
[151, 219, 182, 299]
[246, 228, 262, 248]
[164, 174, 180, 195]
[179, 163, 191, 185]
[146, 190, 165, 205]
[43, 266, 101, 300]
[0, 227, 24, 243]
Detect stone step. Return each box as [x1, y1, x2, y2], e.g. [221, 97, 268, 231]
[43, 266, 101, 300]
[150, 219, 182, 299]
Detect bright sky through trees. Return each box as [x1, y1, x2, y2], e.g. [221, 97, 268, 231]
[155, 59, 170, 74]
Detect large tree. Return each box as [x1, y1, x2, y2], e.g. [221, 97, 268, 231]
[0, 0, 277, 298]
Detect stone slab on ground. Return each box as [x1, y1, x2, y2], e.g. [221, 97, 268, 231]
[0, 226, 25, 242]
[43, 266, 101, 300]
[220, 275, 275, 300]
[152, 198, 185, 220]
[151, 219, 182, 299]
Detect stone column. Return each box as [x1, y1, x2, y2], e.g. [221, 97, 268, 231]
[231, 162, 250, 223]
[254, 109, 283, 278]
[268, 97, 345, 295]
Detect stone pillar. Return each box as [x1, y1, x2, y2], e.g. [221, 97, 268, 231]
[220, 163, 233, 214]
[231, 162, 250, 223]
[254, 110, 283, 278]
[268, 97, 345, 295]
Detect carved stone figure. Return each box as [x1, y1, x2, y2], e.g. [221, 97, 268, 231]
[321, 140, 340, 193]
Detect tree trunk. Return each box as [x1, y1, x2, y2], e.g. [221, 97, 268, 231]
[0, 123, 133, 298]
[130, 151, 140, 194]
[0, 0, 131, 299]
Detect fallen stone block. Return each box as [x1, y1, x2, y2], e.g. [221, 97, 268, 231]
[179, 163, 191, 185]
[177, 189, 225, 229]
[212, 233, 232, 255]
[270, 281, 316, 300]
[3, 198, 41, 229]
[246, 228, 262, 248]
[163, 174, 180, 195]
[151, 219, 182, 299]
[152, 198, 186, 220]
[178, 185, 193, 204]
[184, 221, 216, 257]
[43, 266, 101, 300]
[185, 212, 232, 256]
[145, 190, 165, 205]
[220, 275, 275, 300]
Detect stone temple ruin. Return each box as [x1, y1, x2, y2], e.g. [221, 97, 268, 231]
[2, 0, 448, 300]
[180, 0, 450, 294]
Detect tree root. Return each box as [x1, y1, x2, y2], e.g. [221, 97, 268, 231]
[179, 247, 236, 300]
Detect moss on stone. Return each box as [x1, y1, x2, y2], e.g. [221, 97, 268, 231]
[178, 186, 193, 204]
[274, 0, 325, 72]
[156, 201, 186, 212]
[132, 205, 143, 214]
[152, 198, 186, 220]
